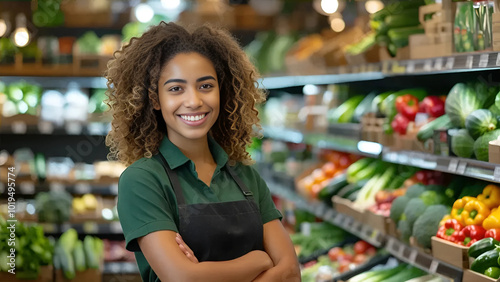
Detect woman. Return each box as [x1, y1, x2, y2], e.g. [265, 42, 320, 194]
[105, 21, 300, 281]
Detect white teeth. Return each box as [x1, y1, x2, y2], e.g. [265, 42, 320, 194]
[181, 114, 206, 121]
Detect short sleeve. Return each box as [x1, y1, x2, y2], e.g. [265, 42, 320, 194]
[250, 167, 283, 224]
[117, 166, 178, 252]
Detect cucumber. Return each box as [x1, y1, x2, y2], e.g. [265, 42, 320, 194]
[73, 240, 86, 272]
[388, 26, 425, 48]
[336, 180, 367, 198]
[56, 244, 75, 280]
[384, 9, 420, 29]
[468, 237, 500, 259]
[317, 173, 348, 201]
[416, 114, 452, 141]
[470, 249, 500, 274]
[84, 236, 99, 269]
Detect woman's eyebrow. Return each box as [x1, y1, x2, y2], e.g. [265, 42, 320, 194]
[196, 75, 216, 82]
[164, 78, 186, 85]
[163, 76, 216, 86]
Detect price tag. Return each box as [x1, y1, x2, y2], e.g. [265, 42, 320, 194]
[397, 243, 405, 257]
[448, 159, 459, 173]
[479, 53, 489, 68]
[110, 183, 119, 195]
[61, 223, 72, 232]
[83, 222, 98, 233]
[75, 183, 91, 194]
[457, 161, 467, 174]
[382, 61, 390, 73]
[43, 223, 57, 233]
[19, 182, 35, 194]
[423, 60, 433, 72]
[445, 57, 455, 69]
[493, 166, 500, 182]
[466, 55, 474, 68]
[352, 221, 362, 232]
[38, 121, 54, 134]
[434, 58, 443, 70]
[12, 121, 27, 134]
[429, 260, 439, 273]
[49, 182, 65, 192]
[409, 249, 418, 263]
[333, 214, 343, 225]
[496, 53, 500, 66]
[323, 209, 335, 221]
[407, 61, 415, 73]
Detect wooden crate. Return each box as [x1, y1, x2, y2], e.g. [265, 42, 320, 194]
[0, 265, 53, 282]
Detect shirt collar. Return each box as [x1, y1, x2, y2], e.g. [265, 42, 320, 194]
[158, 135, 229, 170]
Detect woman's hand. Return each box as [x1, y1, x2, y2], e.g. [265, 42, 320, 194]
[175, 233, 199, 263]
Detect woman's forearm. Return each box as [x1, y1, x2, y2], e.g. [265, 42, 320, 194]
[252, 256, 301, 282]
[179, 250, 273, 282]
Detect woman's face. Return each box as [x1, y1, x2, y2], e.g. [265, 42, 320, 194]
[155, 52, 220, 144]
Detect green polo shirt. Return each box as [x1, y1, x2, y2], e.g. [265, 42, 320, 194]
[117, 135, 282, 282]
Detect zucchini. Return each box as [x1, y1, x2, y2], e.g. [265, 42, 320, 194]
[470, 249, 500, 274]
[416, 114, 452, 141]
[336, 180, 367, 198]
[384, 9, 420, 29]
[84, 236, 99, 269]
[56, 244, 75, 280]
[388, 26, 425, 48]
[468, 237, 500, 259]
[73, 240, 86, 272]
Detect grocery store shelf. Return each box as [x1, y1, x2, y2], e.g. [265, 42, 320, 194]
[262, 126, 382, 158]
[3, 51, 500, 90]
[263, 126, 500, 184]
[38, 221, 123, 235]
[103, 262, 139, 274]
[264, 173, 463, 281]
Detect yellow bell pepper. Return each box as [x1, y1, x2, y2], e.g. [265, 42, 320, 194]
[483, 208, 500, 230]
[477, 184, 500, 209]
[461, 199, 491, 226]
[451, 196, 475, 225]
[439, 214, 452, 226]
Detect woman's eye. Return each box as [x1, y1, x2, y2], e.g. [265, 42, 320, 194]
[169, 86, 182, 92]
[200, 84, 213, 89]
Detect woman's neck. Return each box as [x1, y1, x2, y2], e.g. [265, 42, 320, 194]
[169, 135, 215, 165]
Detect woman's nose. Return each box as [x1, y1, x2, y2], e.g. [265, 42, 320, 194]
[184, 89, 203, 108]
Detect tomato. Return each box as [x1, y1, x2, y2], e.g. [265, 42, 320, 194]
[365, 247, 377, 256]
[352, 254, 367, 264]
[312, 168, 327, 184]
[337, 260, 352, 273]
[353, 240, 373, 254]
[327, 247, 344, 261]
[337, 253, 353, 262]
[338, 154, 352, 169]
[322, 162, 337, 178]
[303, 260, 317, 268]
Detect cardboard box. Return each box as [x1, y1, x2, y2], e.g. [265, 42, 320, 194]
[431, 236, 469, 269]
[363, 210, 395, 234]
[0, 265, 53, 282]
[55, 268, 102, 282]
[332, 196, 365, 223]
[488, 140, 500, 164]
[463, 269, 496, 282]
[409, 34, 453, 59]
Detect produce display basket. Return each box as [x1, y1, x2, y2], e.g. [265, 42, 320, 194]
[431, 236, 469, 269]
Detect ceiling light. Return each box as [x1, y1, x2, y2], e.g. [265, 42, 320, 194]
[12, 13, 30, 47]
[321, 0, 339, 14]
[330, 17, 345, 32]
[135, 3, 154, 23]
[161, 0, 181, 10]
[365, 0, 384, 14]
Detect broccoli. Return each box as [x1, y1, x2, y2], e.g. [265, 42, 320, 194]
[390, 195, 410, 223]
[404, 198, 427, 227]
[412, 205, 450, 249]
[398, 218, 412, 243]
[405, 184, 426, 198]
[419, 190, 445, 206]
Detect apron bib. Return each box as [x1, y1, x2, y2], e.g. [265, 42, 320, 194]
[154, 153, 264, 262]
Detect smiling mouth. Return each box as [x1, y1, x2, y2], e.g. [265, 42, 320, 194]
[179, 113, 208, 122]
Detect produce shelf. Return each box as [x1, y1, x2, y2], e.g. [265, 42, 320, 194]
[264, 172, 464, 282]
[263, 126, 500, 185]
[3, 51, 500, 89]
[37, 221, 123, 235]
[103, 262, 139, 274]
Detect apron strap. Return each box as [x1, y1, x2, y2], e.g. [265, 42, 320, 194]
[224, 164, 255, 201]
[153, 153, 187, 205]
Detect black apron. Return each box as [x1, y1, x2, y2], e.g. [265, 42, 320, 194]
[153, 153, 264, 262]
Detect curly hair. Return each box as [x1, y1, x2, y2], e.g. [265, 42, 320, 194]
[104, 22, 266, 166]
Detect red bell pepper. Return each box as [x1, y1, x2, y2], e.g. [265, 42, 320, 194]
[485, 229, 500, 241]
[391, 113, 410, 135]
[395, 94, 419, 120]
[437, 219, 463, 243]
[422, 96, 445, 117]
[457, 225, 486, 246]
